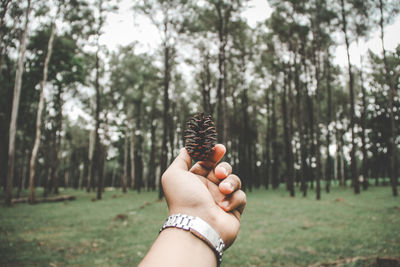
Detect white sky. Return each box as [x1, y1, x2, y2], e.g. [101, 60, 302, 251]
[100, 0, 400, 68]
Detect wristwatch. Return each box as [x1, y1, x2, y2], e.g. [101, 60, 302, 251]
[160, 213, 225, 265]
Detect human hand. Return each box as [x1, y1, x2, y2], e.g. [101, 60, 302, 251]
[161, 144, 246, 248]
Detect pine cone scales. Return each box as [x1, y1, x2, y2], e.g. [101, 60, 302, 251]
[184, 113, 217, 162]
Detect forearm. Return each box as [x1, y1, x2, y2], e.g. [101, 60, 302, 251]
[139, 228, 217, 267]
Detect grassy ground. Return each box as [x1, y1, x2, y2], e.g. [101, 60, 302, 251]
[1, 185, 399, 267]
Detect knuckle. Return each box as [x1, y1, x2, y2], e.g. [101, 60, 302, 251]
[238, 190, 247, 204]
[228, 174, 242, 188]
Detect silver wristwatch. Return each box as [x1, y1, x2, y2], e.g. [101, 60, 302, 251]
[160, 214, 225, 265]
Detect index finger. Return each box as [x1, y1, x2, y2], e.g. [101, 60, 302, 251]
[190, 144, 226, 176]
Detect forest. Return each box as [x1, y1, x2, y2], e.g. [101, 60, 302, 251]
[1, 0, 399, 206]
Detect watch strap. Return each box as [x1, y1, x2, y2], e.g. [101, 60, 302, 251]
[160, 213, 225, 265]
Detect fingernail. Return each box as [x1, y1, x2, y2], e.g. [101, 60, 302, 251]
[220, 200, 229, 209]
[220, 166, 229, 176]
[222, 182, 234, 192]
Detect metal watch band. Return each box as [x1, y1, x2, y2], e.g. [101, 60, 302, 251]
[159, 213, 225, 265]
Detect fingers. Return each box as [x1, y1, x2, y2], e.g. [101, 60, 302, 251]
[206, 162, 232, 184]
[190, 144, 226, 176]
[219, 189, 246, 215]
[218, 174, 241, 194]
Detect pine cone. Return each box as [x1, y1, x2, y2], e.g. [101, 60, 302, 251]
[184, 113, 217, 162]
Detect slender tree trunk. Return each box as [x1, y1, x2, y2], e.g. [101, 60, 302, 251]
[313, 50, 322, 200]
[282, 66, 294, 196]
[96, 145, 106, 200]
[148, 102, 157, 191]
[325, 52, 332, 193]
[86, 129, 95, 192]
[378, 0, 398, 196]
[134, 101, 143, 192]
[121, 131, 128, 193]
[358, 46, 368, 190]
[5, 0, 31, 206]
[340, 0, 359, 194]
[53, 95, 62, 195]
[271, 83, 279, 189]
[130, 127, 135, 190]
[295, 53, 307, 197]
[264, 87, 271, 189]
[91, 39, 102, 195]
[215, 1, 230, 144]
[28, 16, 57, 203]
[200, 51, 213, 115]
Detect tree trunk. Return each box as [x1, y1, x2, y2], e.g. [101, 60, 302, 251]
[313, 50, 322, 200]
[282, 66, 294, 196]
[28, 15, 57, 203]
[5, 0, 31, 206]
[264, 87, 271, 189]
[325, 52, 333, 193]
[271, 83, 279, 189]
[121, 131, 128, 193]
[340, 0, 359, 194]
[96, 145, 106, 200]
[295, 52, 307, 197]
[86, 129, 95, 192]
[53, 86, 63, 195]
[358, 45, 368, 190]
[130, 127, 135, 190]
[148, 102, 157, 191]
[159, 15, 171, 199]
[378, 0, 398, 197]
[215, 1, 230, 144]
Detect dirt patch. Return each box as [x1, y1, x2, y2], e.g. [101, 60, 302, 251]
[309, 256, 400, 267]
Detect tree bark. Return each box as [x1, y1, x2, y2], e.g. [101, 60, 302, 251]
[159, 13, 171, 199]
[325, 52, 333, 193]
[264, 87, 271, 189]
[28, 16, 58, 203]
[86, 129, 95, 192]
[148, 101, 157, 191]
[378, 0, 397, 196]
[271, 83, 279, 189]
[121, 131, 128, 193]
[295, 52, 307, 197]
[5, 0, 31, 206]
[340, 0, 359, 194]
[313, 50, 322, 200]
[358, 45, 368, 190]
[130, 127, 135, 190]
[282, 65, 294, 196]
[96, 144, 106, 200]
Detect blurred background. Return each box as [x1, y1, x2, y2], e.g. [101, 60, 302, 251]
[1, 0, 400, 266]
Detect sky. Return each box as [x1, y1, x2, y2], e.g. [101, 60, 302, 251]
[100, 0, 400, 68]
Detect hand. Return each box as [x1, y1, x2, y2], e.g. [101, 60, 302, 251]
[162, 144, 246, 248]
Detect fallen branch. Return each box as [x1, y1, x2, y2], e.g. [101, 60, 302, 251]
[11, 195, 76, 204]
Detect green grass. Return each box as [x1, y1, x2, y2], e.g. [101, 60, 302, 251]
[1, 186, 399, 266]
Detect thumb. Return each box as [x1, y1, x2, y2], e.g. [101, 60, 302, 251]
[168, 148, 192, 171]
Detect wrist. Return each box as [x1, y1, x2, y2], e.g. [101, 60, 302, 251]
[140, 227, 216, 267]
[160, 213, 225, 265]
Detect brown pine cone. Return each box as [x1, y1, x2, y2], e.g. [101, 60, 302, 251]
[184, 113, 217, 162]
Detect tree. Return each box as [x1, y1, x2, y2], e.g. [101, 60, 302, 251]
[5, 0, 31, 206]
[28, 2, 61, 203]
[339, 0, 360, 194]
[377, 0, 398, 196]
